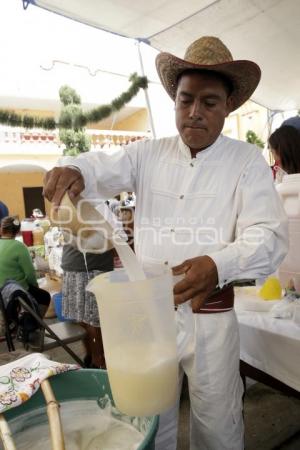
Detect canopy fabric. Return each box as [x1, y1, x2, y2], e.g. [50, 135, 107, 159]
[32, 0, 300, 111]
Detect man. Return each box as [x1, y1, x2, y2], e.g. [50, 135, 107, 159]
[44, 36, 288, 449]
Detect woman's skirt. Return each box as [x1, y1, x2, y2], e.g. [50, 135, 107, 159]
[62, 270, 101, 327]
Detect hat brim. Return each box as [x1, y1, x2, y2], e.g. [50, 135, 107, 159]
[155, 53, 261, 111]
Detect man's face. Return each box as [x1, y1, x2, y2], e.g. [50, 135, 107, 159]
[175, 72, 233, 152]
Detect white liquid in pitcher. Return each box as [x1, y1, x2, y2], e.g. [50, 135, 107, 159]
[10, 400, 144, 450]
[107, 345, 178, 416]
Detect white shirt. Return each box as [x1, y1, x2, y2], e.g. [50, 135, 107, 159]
[63, 134, 288, 286]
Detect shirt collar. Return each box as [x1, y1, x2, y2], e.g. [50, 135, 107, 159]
[178, 134, 223, 159]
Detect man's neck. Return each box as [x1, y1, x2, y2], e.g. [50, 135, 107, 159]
[189, 144, 211, 159]
[187, 136, 220, 159]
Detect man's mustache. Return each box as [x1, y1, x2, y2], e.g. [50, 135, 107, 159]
[183, 123, 207, 129]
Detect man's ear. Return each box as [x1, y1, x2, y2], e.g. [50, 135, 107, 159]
[226, 96, 234, 116]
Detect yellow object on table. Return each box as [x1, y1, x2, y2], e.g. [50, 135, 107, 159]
[259, 277, 282, 300]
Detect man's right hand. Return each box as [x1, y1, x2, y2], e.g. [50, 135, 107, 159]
[43, 167, 85, 207]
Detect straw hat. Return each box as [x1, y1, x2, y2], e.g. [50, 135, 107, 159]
[156, 36, 261, 111]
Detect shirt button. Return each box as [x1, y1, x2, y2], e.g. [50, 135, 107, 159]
[170, 228, 175, 232]
[190, 162, 194, 167]
[179, 195, 184, 199]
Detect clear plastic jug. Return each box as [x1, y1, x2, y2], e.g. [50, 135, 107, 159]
[87, 269, 179, 417]
[277, 174, 300, 293]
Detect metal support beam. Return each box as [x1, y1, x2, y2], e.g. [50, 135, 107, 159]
[136, 41, 156, 138]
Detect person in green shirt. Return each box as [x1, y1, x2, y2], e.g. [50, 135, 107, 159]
[0, 216, 50, 314]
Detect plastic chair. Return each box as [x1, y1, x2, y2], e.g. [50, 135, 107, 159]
[0, 290, 87, 367]
[0, 291, 16, 352]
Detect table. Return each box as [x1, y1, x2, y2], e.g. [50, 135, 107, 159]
[28, 244, 45, 258]
[235, 288, 300, 396]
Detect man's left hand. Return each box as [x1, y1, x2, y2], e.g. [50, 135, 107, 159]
[172, 256, 219, 312]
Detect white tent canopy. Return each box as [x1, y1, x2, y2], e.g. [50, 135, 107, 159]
[31, 0, 300, 111]
[0, 1, 182, 137]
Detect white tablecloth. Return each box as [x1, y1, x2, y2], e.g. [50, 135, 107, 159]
[235, 290, 300, 391]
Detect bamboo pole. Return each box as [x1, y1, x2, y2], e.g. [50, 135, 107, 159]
[0, 414, 16, 450]
[41, 380, 65, 450]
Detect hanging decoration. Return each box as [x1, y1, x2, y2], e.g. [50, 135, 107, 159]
[58, 85, 90, 156]
[246, 130, 264, 149]
[0, 73, 148, 131]
[0, 110, 56, 130]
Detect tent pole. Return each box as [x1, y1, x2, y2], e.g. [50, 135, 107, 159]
[266, 108, 280, 164]
[266, 109, 273, 165]
[136, 41, 156, 138]
[267, 109, 273, 136]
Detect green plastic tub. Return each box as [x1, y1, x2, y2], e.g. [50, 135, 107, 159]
[4, 369, 159, 450]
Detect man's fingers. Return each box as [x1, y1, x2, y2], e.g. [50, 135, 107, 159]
[51, 190, 67, 209]
[191, 294, 207, 312]
[68, 178, 85, 199]
[43, 170, 51, 188]
[172, 261, 190, 276]
[51, 176, 75, 207]
[43, 169, 60, 201]
[174, 288, 197, 305]
[173, 276, 191, 295]
[51, 175, 84, 208]
[172, 256, 218, 308]
[44, 167, 84, 207]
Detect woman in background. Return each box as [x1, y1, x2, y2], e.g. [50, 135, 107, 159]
[61, 244, 114, 368]
[269, 125, 300, 176]
[0, 216, 50, 315]
[269, 125, 300, 293]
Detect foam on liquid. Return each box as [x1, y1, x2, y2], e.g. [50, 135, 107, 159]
[9, 400, 144, 450]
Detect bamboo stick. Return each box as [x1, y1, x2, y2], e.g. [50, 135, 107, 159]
[41, 380, 65, 450]
[0, 414, 16, 450]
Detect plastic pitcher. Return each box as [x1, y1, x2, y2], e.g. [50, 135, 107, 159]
[32, 223, 44, 246]
[87, 269, 179, 417]
[277, 174, 300, 292]
[21, 219, 34, 246]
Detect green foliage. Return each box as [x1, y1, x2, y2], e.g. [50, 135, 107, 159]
[59, 85, 81, 106]
[0, 110, 56, 129]
[59, 104, 86, 130]
[59, 129, 90, 156]
[246, 130, 264, 149]
[58, 85, 90, 156]
[0, 73, 148, 156]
